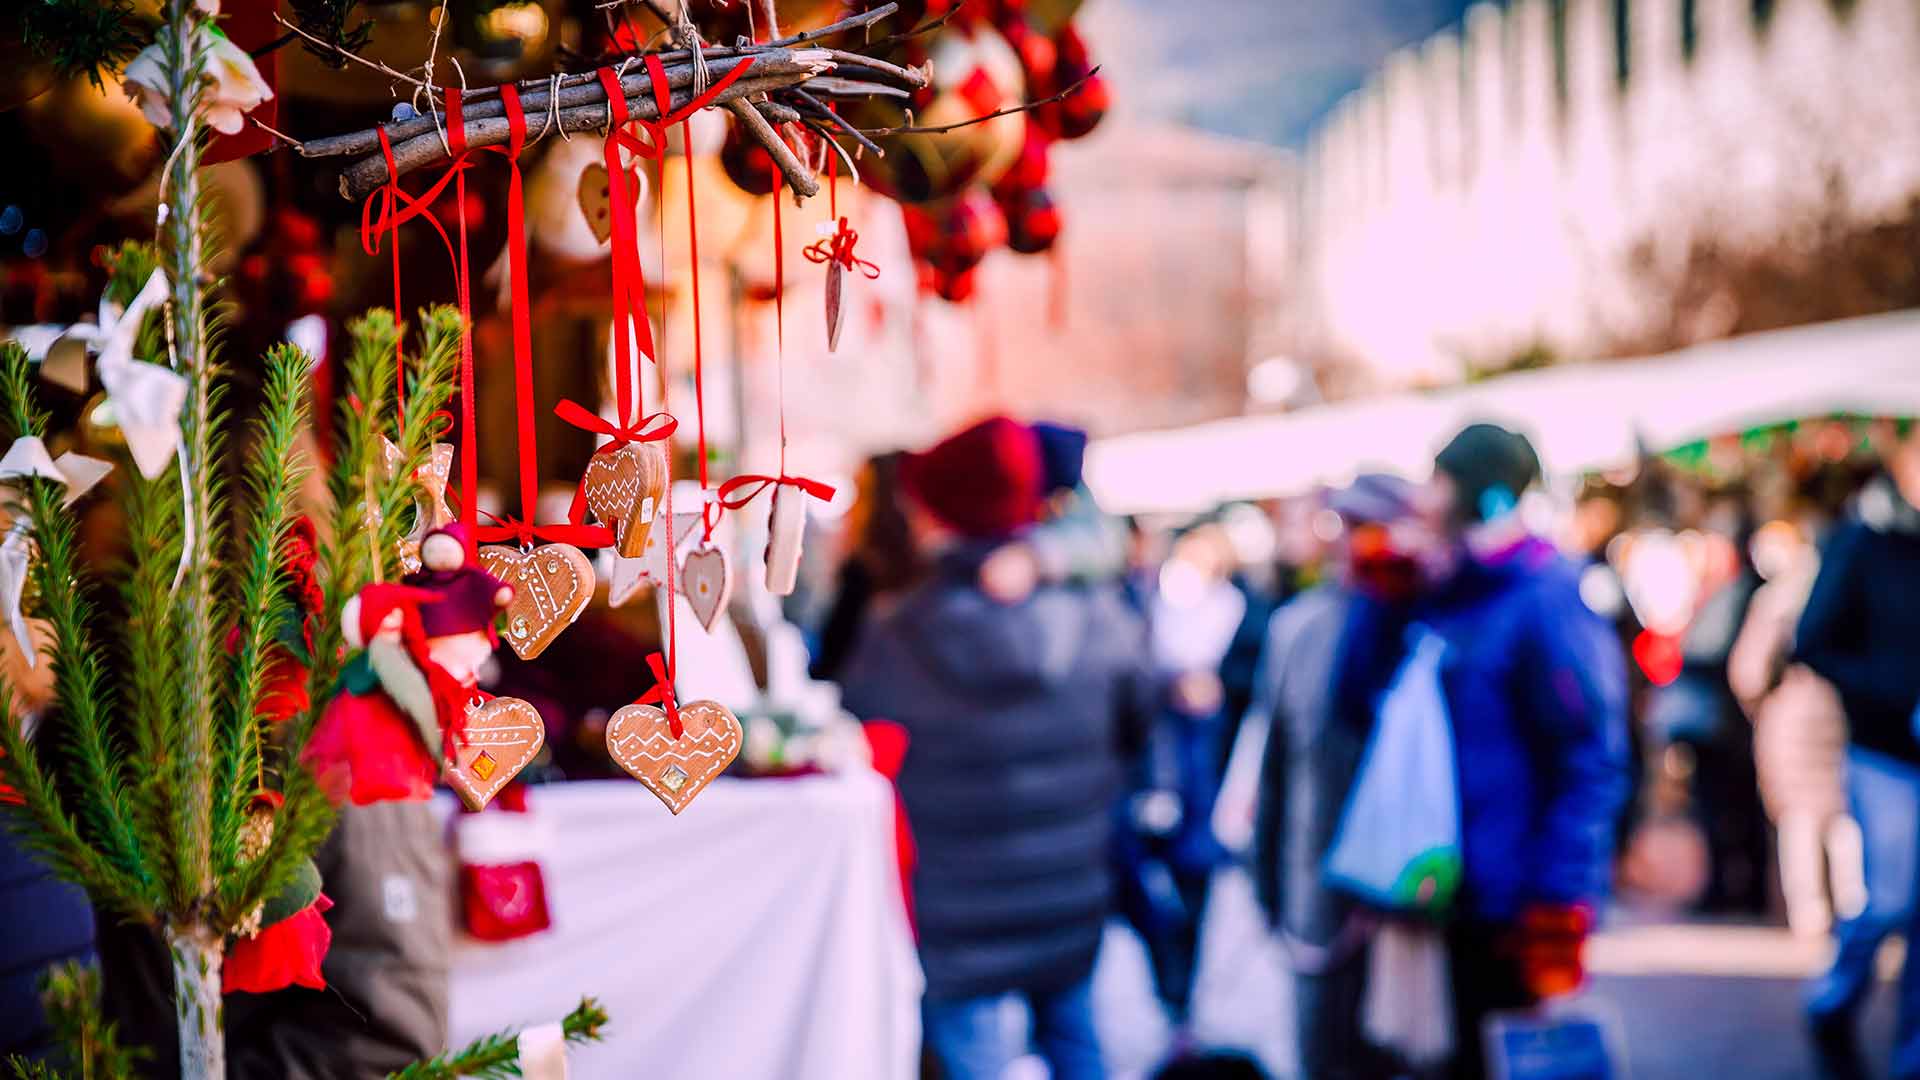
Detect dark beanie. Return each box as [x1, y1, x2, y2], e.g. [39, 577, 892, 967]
[1434, 422, 1540, 523]
[900, 416, 1044, 539]
[1031, 421, 1089, 494]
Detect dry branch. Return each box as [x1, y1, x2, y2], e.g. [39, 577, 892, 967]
[338, 73, 805, 198]
[306, 1, 932, 203]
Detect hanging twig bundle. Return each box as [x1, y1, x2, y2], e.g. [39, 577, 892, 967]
[298, 3, 931, 202]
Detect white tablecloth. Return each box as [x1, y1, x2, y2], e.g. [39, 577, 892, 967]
[448, 773, 923, 1079]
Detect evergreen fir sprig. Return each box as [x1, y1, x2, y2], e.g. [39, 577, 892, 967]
[0, 345, 154, 922]
[208, 343, 311, 892]
[114, 452, 185, 901]
[37, 961, 145, 1080]
[387, 998, 609, 1080]
[15, 0, 153, 89]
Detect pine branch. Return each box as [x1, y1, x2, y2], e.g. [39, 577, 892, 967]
[387, 998, 609, 1080]
[282, 0, 373, 65]
[159, 17, 219, 904]
[208, 345, 310, 914]
[219, 752, 333, 923]
[16, 0, 152, 90]
[4, 1056, 64, 1080]
[0, 347, 153, 912]
[115, 460, 186, 903]
[0, 690, 152, 922]
[303, 308, 401, 751]
[0, 346, 154, 920]
[38, 960, 146, 1080]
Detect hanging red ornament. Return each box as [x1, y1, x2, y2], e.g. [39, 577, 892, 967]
[939, 189, 1009, 272]
[719, 121, 783, 197]
[1003, 185, 1062, 255]
[1030, 25, 1107, 141]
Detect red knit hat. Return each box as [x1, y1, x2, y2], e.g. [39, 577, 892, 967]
[900, 416, 1044, 539]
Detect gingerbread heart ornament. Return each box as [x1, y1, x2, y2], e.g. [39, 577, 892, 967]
[605, 700, 742, 814]
[447, 695, 545, 811]
[479, 543, 595, 660]
[582, 441, 668, 558]
[681, 544, 731, 632]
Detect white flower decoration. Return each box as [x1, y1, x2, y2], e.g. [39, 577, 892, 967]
[121, 25, 272, 136]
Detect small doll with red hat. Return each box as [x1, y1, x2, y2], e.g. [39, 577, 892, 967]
[303, 525, 513, 806]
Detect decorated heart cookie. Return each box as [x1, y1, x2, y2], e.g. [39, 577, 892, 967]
[605, 699, 742, 815]
[681, 544, 731, 632]
[764, 485, 806, 597]
[582, 441, 668, 559]
[447, 695, 545, 811]
[479, 543, 595, 660]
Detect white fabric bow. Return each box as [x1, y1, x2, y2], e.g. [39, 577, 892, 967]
[0, 435, 113, 664]
[92, 271, 188, 480]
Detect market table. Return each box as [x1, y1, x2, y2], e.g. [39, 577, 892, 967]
[446, 771, 923, 1079]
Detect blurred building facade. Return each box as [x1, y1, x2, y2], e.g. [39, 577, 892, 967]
[914, 122, 1295, 438]
[1292, 0, 1920, 393]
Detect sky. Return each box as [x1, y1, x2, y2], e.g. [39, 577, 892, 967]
[1078, 0, 1478, 147]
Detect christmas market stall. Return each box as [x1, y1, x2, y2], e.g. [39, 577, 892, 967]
[0, 0, 1110, 1075]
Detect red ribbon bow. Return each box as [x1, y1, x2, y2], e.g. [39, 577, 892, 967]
[471, 510, 614, 551]
[637, 651, 682, 739]
[552, 400, 678, 453]
[711, 473, 837, 536]
[803, 218, 882, 279]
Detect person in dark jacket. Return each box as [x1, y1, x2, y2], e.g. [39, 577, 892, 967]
[1796, 420, 1920, 1080]
[1251, 473, 1422, 1080]
[1410, 424, 1630, 1080]
[0, 808, 96, 1064]
[838, 416, 1154, 1080]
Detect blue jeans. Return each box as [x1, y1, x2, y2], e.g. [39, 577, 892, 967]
[1808, 749, 1920, 1076]
[922, 977, 1104, 1080]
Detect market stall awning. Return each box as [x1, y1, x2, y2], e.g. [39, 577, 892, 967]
[1087, 308, 1920, 514]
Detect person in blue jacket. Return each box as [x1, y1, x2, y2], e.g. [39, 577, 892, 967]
[1388, 423, 1631, 1079]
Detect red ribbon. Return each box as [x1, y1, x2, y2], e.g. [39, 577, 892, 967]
[362, 126, 465, 418]
[804, 218, 882, 279]
[595, 56, 758, 428]
[553, 397, 679, 451]
[471, 512, 614, 551]
[638, 651, 682, 739]
[486, 86, 544, 530]
[709, 473, 836, 536]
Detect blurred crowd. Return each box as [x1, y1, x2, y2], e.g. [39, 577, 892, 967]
[795, 412, 1920, 1080]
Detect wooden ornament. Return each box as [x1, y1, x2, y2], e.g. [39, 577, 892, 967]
[605, 699, 742, 815]
[447, 695, 545, 811]
[367, 438, 456, 576]
[764, 485, 806, 597]
[399, 443, 456, 575]
[681, 543, 731, 632]
[479, 543, 595, 660]
[824, 242, 848, 352]
[578, 162, 634, 245]
[581, 441, 668, 558]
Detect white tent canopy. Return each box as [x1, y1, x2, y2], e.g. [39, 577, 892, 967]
[1087, 309, 1920, 515]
